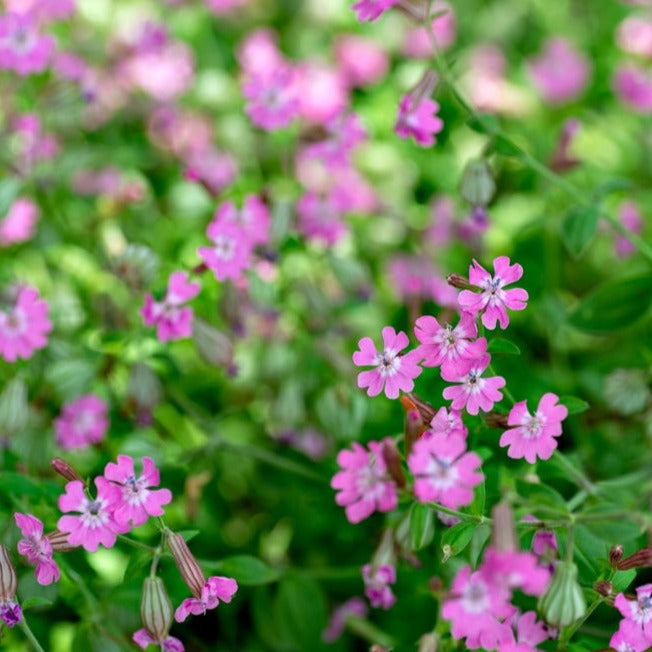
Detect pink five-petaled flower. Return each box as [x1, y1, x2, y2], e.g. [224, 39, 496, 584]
[414, 311, 486, 377]
[54, 394, 109, 450]
[408, 434, 483, 509]
[615, 584, 652, 639]
[142, 271, 200, 343]
[480, 548, 551, 597]
[198, 218, 252, 282]
[424, 406, 468, 439]
[0, 286, 52, 362]
[242, 65, 298, 131]
[174, 576, 238, 623]
[57, 478, 129, 552]
[103, 455, 172, 527]
[214, 196, 271, 247]
[352, 0, 399, 22]
[0, 198, 39, 246]
[353, 326, 422, 399]
[499, 393, 568, 463]
[441, 343, 506, 415]
[361, 563, 396, 609]
[133, 629, 184, 652]
[610, 619, 652, 652]
[14, 513, 60, 586]
[394, 95, 444, 147]
[499, 611, 551, 652]
[0, 12, 54, 76]
[331, 439, 398, 524]
[458, 257, 529, 330]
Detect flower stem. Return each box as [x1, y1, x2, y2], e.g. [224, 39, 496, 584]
[429, 502, 490, 524]
[18, 617, 46, 652]
[116, 534, 156, 552]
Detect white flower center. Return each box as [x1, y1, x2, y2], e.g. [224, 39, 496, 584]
[373, 348, 401, 378]
[461, 578, 490, 613]
[212, 235, 235, 261]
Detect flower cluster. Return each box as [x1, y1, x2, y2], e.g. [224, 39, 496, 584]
[54, 394, 109, 450]
[612, 584, 652, 651]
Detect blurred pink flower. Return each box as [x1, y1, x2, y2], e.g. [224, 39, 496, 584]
[323, 597, 368, 642]
[395, 95, 443, 147]
[499, 611, 551, 652]
[133, 629, 184, 652]
[14, 513, 60, 586]
[617, 16, 652, 57]
[362, 564, 396, 609]
[184, 147, 237, 197]
[615, 200, 644, 257]
[334, 35, 388, 87]
[352, 0, 399, 22]
[402, 2, 456, 59]
[426, 406, 468, 439]
[427, 195, 455, 246]
[54, 394, 109, 450]
[52, 51, 86, 81]
[0, 198, 39, 246]
[295, 64, 348, 125]
[5, 0, 75, 22]
[238, 29, 283, 77]
[243, 65, 299, 131]
[174, 576, 238, 622]
[613, 63, 652, 112]
[296, 191, 349, 246]
[204, 0, 248, 13]
[214, 196, 271, 246]
[198, 218, 252, 282]
[0, 12, 54, 76]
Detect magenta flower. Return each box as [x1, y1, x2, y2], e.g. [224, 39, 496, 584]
[425, 406, 468, 439]
[334, 35, 388, 88]
[54, 394, 109, 450]
[142, 271, 200, 343]
[214, 196, 271, 246]
[353, 326, 422, 399]
[414, 311, 486, 376]
[243, 65, 298, 131]
[394, 95, 444, 147]
[527, 38, 590, 104]
[610, 619, 652, 652]
[0, 12, 54, 76]
[499, 393, 568, 463]
[613, 64, 652, 114]
[458, 256, 529, 330]
[499, 611, 551, 652]
[14, 513, 59, 586]
[198, 218, 253, 282]
[0, 602, 22, 628]
[0, 286, 52, 362]
[184, 146, 237, 197]
[322, 597, 368, 642]
[361, 564, 396, 609]
[133, 629, 184, 651]
[352, 0, 399, 22]
[0, 198, 39, 246]
[174, 576, 238, 622]
[408, 434, 483, 509]
[331, 439, 398, 523]
[615, 584, 652, 638]
[480, 548, 551, 597]
[103, 455, 172, 527]
[57, 478, 128, 552]
[441, 346, 506, 415]
[615, 200, 644, 257]
[5, 0, 76, 22]
[296, 191, 349, 246]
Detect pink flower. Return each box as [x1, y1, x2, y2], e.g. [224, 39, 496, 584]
[295, 64, 348, 125]
[615, 200, 644, 257]
[142, 271, 200, 343]
[353, 326, 422, 399]
[441, 345, 506, 415]
[499, 393, 568, 463]
[408, 434, 483, 509]
[402, 2, 456, 59]
[14, 513, 59, 586]
[0, 12, 54, 76]
[5, 0, 76, 22]
[427, 195, 455, 247]
[331, 439, 398, 523]
[0, 601, 22, 628]
[610, 619, 652, 652]
[527, 38, 590, 104]
[322, 597, 368, 642]
[204, 0, 248, 14]
[54, 394, 109, 450]
[213, 196, 271, 246]
[57, 478, 128, 552]
[458, 256, 529, 330]
[300, 112, 367, 169]
[615, 584, 652, 637]
[617, 16, 652, 57]
[0, 286, 52, 362]
[174, 576, 238, 622]
[361, 564, 396, 609]
[198, 218, 253, 282]
[243, 65, 299, 131]
[133, 629, 184, 652]
[296, 191, 349, 246]
[414, 312, 486, 377]
[352, 0, 399, 22]
[498, 611, 551, 652]
[0, 198, 39, 246]
[425, 406, 468, 439]
[103, 455, 173, 527]
[184, 147, 237, 197]
[480, 548, 551, 596]
[334, 35, 388, 88]
[237, 28, 283, 78]
[394, 95, 444, 147]
[613, 63, 652, 113]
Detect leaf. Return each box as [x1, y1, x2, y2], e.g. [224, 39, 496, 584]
[558, 396, 590, 415]
[578, 504, 642, 543]
[515, 479, 569, 515]
[492, 134, 523, 158]
[409, 504, 435, 551]
[561, 205, 600, 258]
[487, 338, 521, 355]
[469, 524, 491, 567]
[22, 596, 54, 610]
[177, 529, 200, 543]
[567, 274, 652, 335]
[469, 480, 486, 517]
[612, 569, 636, 593]
[209, 555, 280, 586]
[467, 113, 500, 135]
[441, 522, 477, 561]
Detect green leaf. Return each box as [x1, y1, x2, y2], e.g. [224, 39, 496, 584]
[578, 504, 642, 543]
[558, 396, 590, 415]
[487, 338, 521, 355]
[275, 574, 326, 650]
[409, 504, 435, 551]
[467, 113, 500, 135]
[469, 524, 491, 567]
[177, 529, 200, 542]
[612, 569, 636, 593]
[469, 480, 486, 517]
[516, 479, 569, 515]
[561, 205, 600, 258]
[22, 596, 54, 610]
[441, 522, 477, 561]
[492, 134, 523, 157]
[567, 274, 652, 335]
[209, 555, 280, 586]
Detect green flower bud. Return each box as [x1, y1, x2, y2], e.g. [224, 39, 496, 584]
[538, 561, 586, 627]
[192, 318, 235, 374]
[0, 545, 17, 602]
[167, 532, 206, 598]
[141, 577, 173, 642]
[604, 369, 650, 416]
[460, 159, 495, 207]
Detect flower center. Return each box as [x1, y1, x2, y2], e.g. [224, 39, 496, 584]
[375, 349, 400, 378]
[213, 235, 235, 261]
[2, 308, 26, 337]
[461, 579, 490, 613]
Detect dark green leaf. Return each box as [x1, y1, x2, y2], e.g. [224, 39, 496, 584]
[275, 574, 326, 650]
[22, 596, 54, 610]
[210, 555, 280, 586]
[558, 396, 590, 415]
[467, 113, 500, 135]
[516, 479, 569, 515]
[612, 569, 636, 593]
[492, 134, 523, 157]
[561, 205, 600, 258]
[487, 338, 521, 355]
[409, 504, 435, 551]
[441, 522, 477, 561]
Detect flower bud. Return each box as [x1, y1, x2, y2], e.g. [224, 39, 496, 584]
[594, 580, 613, 597]
[484, 412, 509, 429]
[538, 561, 586, 627]
[167, 532, 206, 598]
[418, 633, 439, 652]
[0, 545, 17, 602]
[141, 577, 173, 642]
[491, 501, 517, 553]
[400, 395, 426, 456]
[616, 547, 652, 570]
[609, 545, 625, 568]
[47, 530, 79, 552]
[409, 69, 439, 106]
[381, 440, 406, 488]
[460, 159, 495, 207]
[51, 458, 84, 483]
[404, 393, 436, 425]
[446, 273, 475, 291]
[192, 318, 236, 374]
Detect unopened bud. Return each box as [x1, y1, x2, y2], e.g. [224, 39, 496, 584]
[0, 545, 17, 602]
[418, 633, 439, 652]
[400, 396, 426, 456]
[404, 393, 436, 424]
[460, 159, 495, 207]
[46, 530, 78, 552]
[446, 273, 475, 291]
[428, 576, 444, 593]
[609, 545, 624, 568]
[167, 532, 206, 598]
[409, 69, 439, 106]
[192, 318, 236, 373]
[538, 561, 586, 627]
[51, 458, 84, 483]
[491, 501, 517, 553]
[594, 580, 613, 597]
[381, 440, 406, 488]
[141, 577, 173, 641]
[616, 547, 652, 570]
[485, 412, 509, 429]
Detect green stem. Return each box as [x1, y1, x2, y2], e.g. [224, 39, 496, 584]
[116, 534, 156, 553]
[429, 502, 490, 524]
[18, 618, 46, 652]
[558, 596, 603, 647]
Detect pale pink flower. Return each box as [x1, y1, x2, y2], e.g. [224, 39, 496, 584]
[296, 191, 349, 246]
[458, 256, 529, 330]
[198, 218, 253, 282]
[237, 29, 283, 78]
[300, 112, 367, 168]
[499, 611, 551, 652]
[174, 576, 238, 622]
[387, 255, 458, 308]
[615, 200, 644, 257]
[613, 63, 652, 113]
[5, 0, 75, 22]
[213, 196, 271, 246]
[0, 198, 39, 246]
[395, 95, 444, 147]
[0, 286, 52, 362]
[183, 147, 237, 197]
[14, 513, 59, 586]
[103, 455, 173, 527]
[480, 548, 551, 596]
[322, 597, 368, 642]
[54, 394, 109, 450]
[331, 439, 398, 523]
[617, 16, 652, 57]
[425, 406, 468, 439]
[441, 346, 506, 415]
[204, 0, 248, 14]
[361, 564, 396, 609]
[427, 195, 455, 247]
[500, 393, 568, 463]
[133, 629, 184, 652]
[334, 35, 388, 88]
[610, 619, 652, 652]
[409, 434, 483, 508]
[352, 0, 399, 22]
[353, 326, 422, 399]
[12, 113, 59, 171]
[527, 38, 590, 104]
[615, 584, 652, 637]
[402, 2, 456, 59]
[0, 12, 54, 76]
[57, 478, 128, 552]
[414, 312, 486, 377]
[243, 65, 299, 131]
[142, 271, 200, 343]
[295, 64, 348, 125]
[52, 51, 87, 81]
